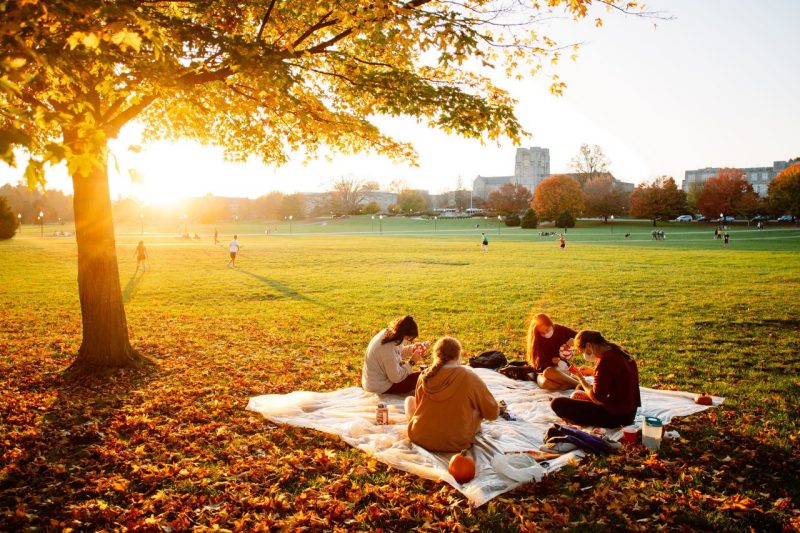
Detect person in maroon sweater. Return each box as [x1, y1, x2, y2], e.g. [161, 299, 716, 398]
[550, 330, 641, 428]
[526, 313, 579, 390]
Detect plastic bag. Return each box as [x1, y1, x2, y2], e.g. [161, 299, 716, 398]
[490, 454, 545, 483]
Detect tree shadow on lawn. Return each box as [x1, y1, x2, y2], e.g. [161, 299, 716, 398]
[236, 269, 329, 308]
[0, 365, 158, 530]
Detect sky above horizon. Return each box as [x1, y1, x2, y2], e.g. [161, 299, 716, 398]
[1, 0, 798, 203]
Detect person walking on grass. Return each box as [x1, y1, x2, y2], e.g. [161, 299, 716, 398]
[559, 233, 566, 251]
[481, 232, 489, 253]
[134, 241, 148, 274]
[723, 232, 730, 248]
[228, 235, 240, 267]
[214, 227, 219, 245]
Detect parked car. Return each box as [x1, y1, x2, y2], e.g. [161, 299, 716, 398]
[673, 215, 693, 222]
[777, 215, 796, 223]
[694, 215, 707, 222]
[751, 215, 770, 222]
[711, 216, 735, 223]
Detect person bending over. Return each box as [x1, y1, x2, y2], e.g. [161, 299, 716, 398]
[405, 337, 500, 452]
[361, 315, 428, 395]
[526, 313, 579, 390]
[550, 330, 641, 428]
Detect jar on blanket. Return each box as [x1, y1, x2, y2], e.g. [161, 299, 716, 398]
[376, 403, 389, 425]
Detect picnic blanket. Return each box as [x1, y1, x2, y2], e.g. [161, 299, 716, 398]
[247, 368, 723, 506]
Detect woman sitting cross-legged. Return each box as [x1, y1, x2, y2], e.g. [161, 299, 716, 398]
[527, 313, 579, 390]
[405, 337, 500, 453]
[550, 330, 641, 428]
[361, 315, 429, 395]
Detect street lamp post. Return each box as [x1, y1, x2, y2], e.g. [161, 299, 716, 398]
[38, 210, 44, 239]
[17, 213, 21, 233]
[610, 214, 615, 233]
[140, 213, 144, 235]
[379, 214, 383, 234]
[497, 215, 501, 235]
[371, 215, 375, 232]
[434, 216, 438, 233]
[289, 215, 293, 234]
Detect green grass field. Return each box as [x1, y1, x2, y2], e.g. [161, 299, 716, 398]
[1, 219, 799, 530]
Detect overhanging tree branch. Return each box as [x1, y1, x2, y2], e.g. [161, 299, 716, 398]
[255, 0, 279, 42]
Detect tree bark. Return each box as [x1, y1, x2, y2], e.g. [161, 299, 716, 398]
[66, 145, 147, 375]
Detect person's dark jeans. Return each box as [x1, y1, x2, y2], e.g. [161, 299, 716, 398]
[551, 397, 636, 428]
[384, 372, 421, 394]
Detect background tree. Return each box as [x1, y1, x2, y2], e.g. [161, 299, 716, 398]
[629, 176, 688, 224]
[0, 196, 17, 240]
[533, 174, 584, 222]
[769, 163, 800, 219]
[362, 201, 381, 215]
[582, 175, 630, 221]
[279, 193, 306, 220]
[254, 191, 285, 220]
[569, 143, 611, 187]
[556, 209, 576, 228]
[0, 0, 652, 374]
[484, 182, 532, 216]
[520, 208, 538, 229]
[504, 213, 521, 227]
[695, 169, 758, 219]
[329, 178, 379, 215]
[396, 190, 427, 214]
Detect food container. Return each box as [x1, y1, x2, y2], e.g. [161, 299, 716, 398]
[642, 416, 663, 450]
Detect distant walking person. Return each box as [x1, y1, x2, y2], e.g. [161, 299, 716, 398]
[214, 227, 219, 245]
[559, 234, 566, 251]
[228, 235, 240, 267]
[723, 233, 730, 248]
[134, 241, 148, 274]
[481, 232, 489, 253]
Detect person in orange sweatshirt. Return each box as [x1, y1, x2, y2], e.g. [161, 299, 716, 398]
[405, 337, 500, 453]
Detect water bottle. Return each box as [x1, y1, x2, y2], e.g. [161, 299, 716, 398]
[376, 403, 389, 425]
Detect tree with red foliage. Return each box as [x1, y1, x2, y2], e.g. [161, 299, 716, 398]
[533, 174, 584, 222]
[629, 176, 687, 225]
[696, 169, 759, 219]
[484, 182, 533, 216]
[582, 175, 630, 222]
[769, 163, 800, 219]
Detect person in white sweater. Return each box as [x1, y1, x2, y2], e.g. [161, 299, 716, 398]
[361, 315, 429, 394]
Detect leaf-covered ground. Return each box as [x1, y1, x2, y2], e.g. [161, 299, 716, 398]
[1, 227, 799, 531]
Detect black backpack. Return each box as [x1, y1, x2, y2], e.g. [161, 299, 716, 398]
[468, 350, 507, 369]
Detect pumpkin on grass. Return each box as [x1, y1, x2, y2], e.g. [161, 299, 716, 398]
[448, 450, 476, 484]
[695, 393, 713, 405]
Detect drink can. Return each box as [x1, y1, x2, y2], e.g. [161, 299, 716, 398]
[376, 403, 389, 425]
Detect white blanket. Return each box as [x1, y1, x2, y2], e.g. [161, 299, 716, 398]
[247, 368, 723, 506]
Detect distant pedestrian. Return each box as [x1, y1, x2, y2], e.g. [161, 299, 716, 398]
[481, 232, 489, 253]
[713, 228, 719, 240]
[228, 235, 241, 267]
[134, 241, 148, 274]
[214, 227, 219, 245]
[723, 233, 730, 248]
[559, 234, 566, 251]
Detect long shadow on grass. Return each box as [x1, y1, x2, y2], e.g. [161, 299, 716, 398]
[236, 269, 329, 308]
[122, 271, 145, 303]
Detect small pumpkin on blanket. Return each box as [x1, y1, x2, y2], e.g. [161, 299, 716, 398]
[448, 450, 476, 484]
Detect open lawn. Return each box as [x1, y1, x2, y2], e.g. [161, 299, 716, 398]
[1, 220, 799, 531]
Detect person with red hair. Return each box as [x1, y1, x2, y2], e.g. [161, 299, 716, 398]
[526, 313, 579, 390]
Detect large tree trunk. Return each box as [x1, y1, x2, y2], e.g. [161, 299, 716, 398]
[66, 145, 147, 375]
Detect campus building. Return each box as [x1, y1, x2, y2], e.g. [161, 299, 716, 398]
[682, 160, 793, 197]
[472, 146, 551, 200]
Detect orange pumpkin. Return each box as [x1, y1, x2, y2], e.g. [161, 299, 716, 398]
[448, 450, 476, 484]
[695, 394, 713, 406]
